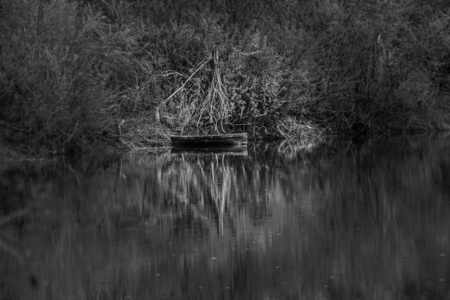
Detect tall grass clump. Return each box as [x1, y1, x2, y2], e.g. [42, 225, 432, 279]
[155, 27, 291, 137]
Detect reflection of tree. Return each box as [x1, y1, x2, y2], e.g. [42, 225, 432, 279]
[2, 135, 450, 299]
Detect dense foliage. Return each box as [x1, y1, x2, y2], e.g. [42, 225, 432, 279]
[0, 0, 449, 153]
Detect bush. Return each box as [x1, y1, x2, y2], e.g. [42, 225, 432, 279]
[269, 0, 450, 133]
[0, 0, 142, 153]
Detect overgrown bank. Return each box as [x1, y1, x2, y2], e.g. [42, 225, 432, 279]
[1, 0, 449, 155]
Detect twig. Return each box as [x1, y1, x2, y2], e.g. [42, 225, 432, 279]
[66, 121, 79, 144]
[159, 55, 211, 108]
[0, 121, 32, 132]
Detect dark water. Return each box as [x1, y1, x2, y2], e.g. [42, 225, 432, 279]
[1, 134, 450, 300]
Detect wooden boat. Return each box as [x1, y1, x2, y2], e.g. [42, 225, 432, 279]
[170, 133, 247, 147]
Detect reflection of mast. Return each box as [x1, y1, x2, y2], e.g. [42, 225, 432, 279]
[161, 152, 237, 236]
[210, 155, 230, 236]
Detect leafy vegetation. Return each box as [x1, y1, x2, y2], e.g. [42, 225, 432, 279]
[0, 0, 449, 154]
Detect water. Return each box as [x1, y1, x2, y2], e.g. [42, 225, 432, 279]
[1, 134, 450, 300]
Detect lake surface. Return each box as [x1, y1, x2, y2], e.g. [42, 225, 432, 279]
[1, 134, 450, 300]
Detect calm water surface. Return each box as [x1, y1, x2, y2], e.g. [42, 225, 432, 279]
[1, 134, 450, 299]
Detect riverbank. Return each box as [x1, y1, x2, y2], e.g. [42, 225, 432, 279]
[1, 0, 449, 157]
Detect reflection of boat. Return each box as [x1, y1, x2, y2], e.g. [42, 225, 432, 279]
[170, 133, 248, 147]
[171, 144, 248, 156]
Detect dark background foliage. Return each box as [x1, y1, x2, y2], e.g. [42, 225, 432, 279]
[1, 0, 449, 154]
